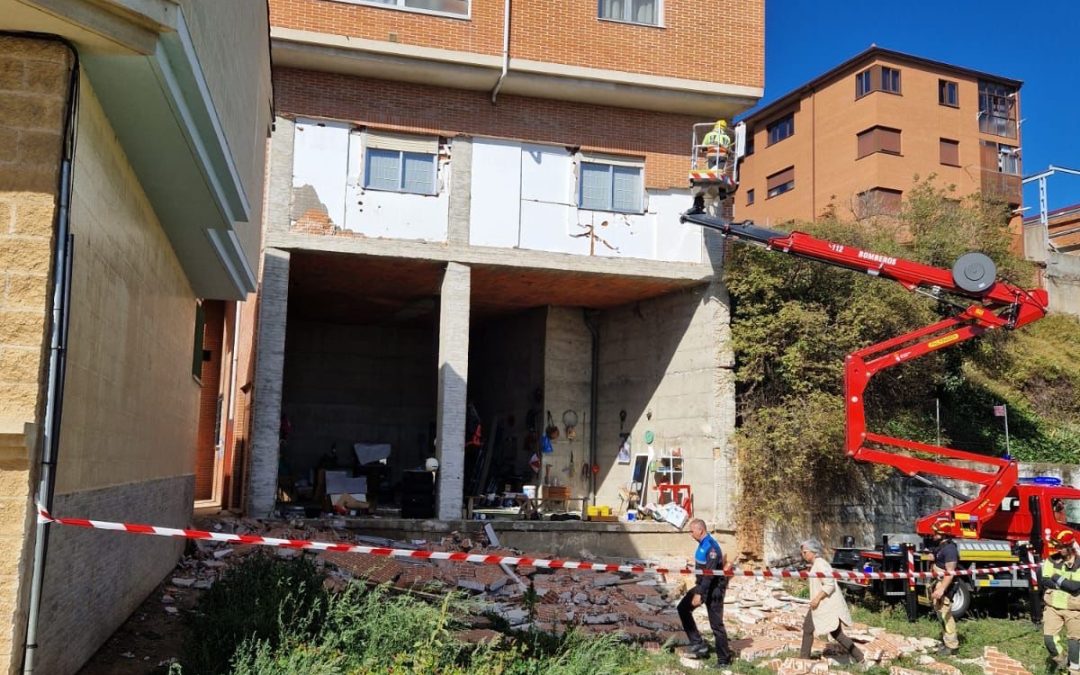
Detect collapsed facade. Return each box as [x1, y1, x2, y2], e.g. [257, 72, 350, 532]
[248, 0, 765, 532]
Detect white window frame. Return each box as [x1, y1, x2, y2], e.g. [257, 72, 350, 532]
[578, 154, 646, 214]
[327, 0, 470, 20]
[362, 131, 441, 195]
[597, 0, 664, 27]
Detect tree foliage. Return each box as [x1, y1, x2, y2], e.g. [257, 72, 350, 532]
[728, 180, 1077, 525]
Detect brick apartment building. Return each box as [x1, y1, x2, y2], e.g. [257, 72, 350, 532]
[249, 0, 764, 539]
[0, 1, 270, 672]
[735, 47, 1023, 228]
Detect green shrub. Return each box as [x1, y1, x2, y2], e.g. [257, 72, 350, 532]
[182, 552, 329, 675]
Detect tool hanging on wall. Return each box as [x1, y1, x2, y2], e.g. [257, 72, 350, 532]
[562, 409, 578, 441]
[545, 410, 559, 441]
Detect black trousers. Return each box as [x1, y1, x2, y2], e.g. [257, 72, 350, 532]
[800, 609, 858, 659]
[677, 587, 731, 664]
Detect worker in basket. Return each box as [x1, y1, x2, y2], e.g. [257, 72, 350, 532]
[1041, 529, 1080, 672]
[700, 119, 732, 169]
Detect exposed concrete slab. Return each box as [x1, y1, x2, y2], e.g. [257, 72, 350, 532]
[332, 517, 734, 560]
[266, 229, 714, 283]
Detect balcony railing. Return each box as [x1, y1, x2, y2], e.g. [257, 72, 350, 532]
[980, 169, 1022, 205]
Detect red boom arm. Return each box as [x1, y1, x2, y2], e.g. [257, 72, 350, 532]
[681, 214, 1049, 536]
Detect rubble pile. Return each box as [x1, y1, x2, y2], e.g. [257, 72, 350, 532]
[155, 516, 1014, 673]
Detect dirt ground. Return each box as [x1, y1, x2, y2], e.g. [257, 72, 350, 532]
[78, 572, 203, 674]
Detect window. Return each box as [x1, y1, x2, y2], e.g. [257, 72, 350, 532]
[856, 188, 903, 217]
[363, 132, 440, 195]
[579, 161, 643, 213]
[881, 67, 901, 94]
[856, 126, 901, 158]
[939, 79, 959, 107]
[856, 65, 902, 98]
[998, 144, 1020, 175]
[353, 0, 469, 17]
[855, 69, 872, 98]
[746, 188, 755, 206]
[744, 131, 755, 156]
[939, 138, 960, 166]
[979, 80, 1017, 138]
[856, 188, 902, 217]
[767, 113, 794, 146]
[191, 301, 205, 381]
[766, 166, 794, 198]
[599, 0, 660, 26]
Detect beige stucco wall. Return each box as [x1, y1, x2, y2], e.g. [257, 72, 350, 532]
[56, 73, 200, 493]
[0, 35, 72, 672]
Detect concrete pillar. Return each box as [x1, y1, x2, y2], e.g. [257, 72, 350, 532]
[266, 116, 295, 236]
[247, 248, 290, 516]
[435, 262, 470, 519]
[447, 135, 472, 247]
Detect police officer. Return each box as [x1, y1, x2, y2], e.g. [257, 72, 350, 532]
[677, 518, 732, 666]
[1041, 530, 1080, 672]
[928, 520, 961, 656]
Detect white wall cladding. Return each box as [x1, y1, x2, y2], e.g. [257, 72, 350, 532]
[291, 118, 449, 242]
[344, 131, 450, 241]
[292, 119, 350, 228]
[291, 124, 700, 259]
[470, 138, 701, 262]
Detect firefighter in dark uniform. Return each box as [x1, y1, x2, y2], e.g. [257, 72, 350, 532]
[928, 520, 961, 656]
[677, 518, 732, 666]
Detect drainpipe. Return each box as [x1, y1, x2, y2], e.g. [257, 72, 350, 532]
[490, 0, 511, 103]
[584, 310, 600, 506]
[23, 37, 79, 675]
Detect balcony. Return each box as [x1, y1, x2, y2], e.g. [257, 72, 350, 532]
[980, 169, 1022, 206]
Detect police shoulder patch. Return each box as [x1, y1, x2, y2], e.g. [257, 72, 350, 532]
[708, 550, 718, 560]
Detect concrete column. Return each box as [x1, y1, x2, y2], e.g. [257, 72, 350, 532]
[247, 248, 290, 516]
[435, 262, 471, 519]
[267, 116, 295, 235]
[447, 135, 472, 247]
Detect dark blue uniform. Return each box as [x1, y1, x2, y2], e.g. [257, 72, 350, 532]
[677, 533, 731, 664]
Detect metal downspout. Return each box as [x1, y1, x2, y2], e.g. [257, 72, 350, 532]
[584, 311, 600, 506]
[490, 0, 511, 103]
[22, 37, 79, 675]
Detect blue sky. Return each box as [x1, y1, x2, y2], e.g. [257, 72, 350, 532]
[747, 0, 1080, 213]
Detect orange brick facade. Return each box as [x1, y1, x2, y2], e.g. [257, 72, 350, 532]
[735, 50, 1022, 226]
[275, 67, 704, 190]
[270, 0, 764, 85]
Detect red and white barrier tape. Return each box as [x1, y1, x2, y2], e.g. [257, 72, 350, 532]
[36, 506, 1037, 580]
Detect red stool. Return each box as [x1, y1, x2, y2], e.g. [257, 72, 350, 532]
[656, 483, 693, 517]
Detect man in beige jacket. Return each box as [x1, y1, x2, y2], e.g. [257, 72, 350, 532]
[799, 538, 864, 663]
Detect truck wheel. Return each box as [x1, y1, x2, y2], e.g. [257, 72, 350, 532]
[949, 581, 973, 620]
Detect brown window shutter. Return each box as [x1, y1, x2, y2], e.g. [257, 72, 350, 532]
[980, 140, 998, 168]
[870, 65, 882, 92]
[857, 128, 875, 158]
[879, 189, 902, 213]
[940, 139, 960, 166]
[766, 166, 795, 191]
[880, 128, 901, 154]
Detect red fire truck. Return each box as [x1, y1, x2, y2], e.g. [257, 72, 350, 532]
[680, 210, 1071, 619]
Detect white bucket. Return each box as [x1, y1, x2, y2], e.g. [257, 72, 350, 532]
[523, 485, 537, 499]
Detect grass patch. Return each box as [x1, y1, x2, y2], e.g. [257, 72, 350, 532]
[849, 596, 1052, 675]
[176, 554, 700, 675]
